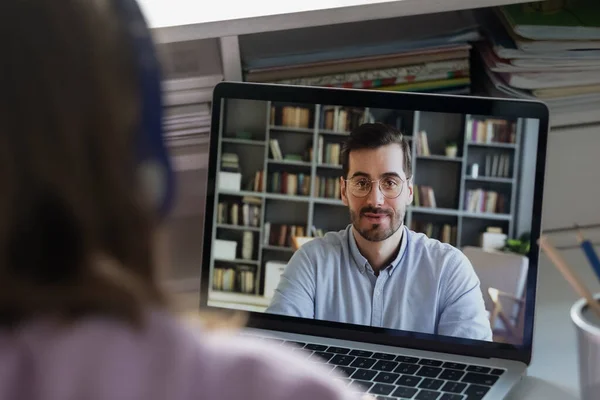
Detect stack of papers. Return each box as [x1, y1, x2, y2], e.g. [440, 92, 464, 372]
[474, 2, 600, 126]
[157, 39, 221, 144]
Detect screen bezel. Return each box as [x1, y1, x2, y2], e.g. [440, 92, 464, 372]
[201, 81, 549, 365]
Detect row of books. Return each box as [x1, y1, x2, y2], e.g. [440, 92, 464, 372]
[483, 154, 512, 178]
[467, 118, 517, 144]
[317, 139, 341, 165]
[320, 106, 372, 132]
[410, 221, 458, 245]
[216, 197, 262, 227]
[264, 223, 307, 248]
[241, 12, 479, 96]
[464, 189, 507, 214]
[270, 172, 312, 196]
[414, 131, 431, 156]
[413, 184, 437, 208]
[212, 265, 256, 294]
[270, 105, 312, 128]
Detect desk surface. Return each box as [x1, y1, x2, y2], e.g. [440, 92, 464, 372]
[139, 0, 532, 42]
[506, 248, 599, 400]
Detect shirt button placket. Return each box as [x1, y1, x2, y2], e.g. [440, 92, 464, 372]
[371, 274, 387, 327]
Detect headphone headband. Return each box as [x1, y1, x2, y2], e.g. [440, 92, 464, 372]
[113, 0, 174, 219]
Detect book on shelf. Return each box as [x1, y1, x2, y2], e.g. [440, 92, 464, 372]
[217, 197, 262, 227]
[270, 105, 311, 128]
[265, 224, 306, 248]
[314, 176, 341, 199]
[466, 118, 516, 144]
[317, 138, 341, 165]
[212, 265, 255, 294]
[415, 131, 431, 156]
[320, 106, 371, 132]
[484, 154, 511, 178]
[221, 152, 240, 172]
[270, 172, 311, 196]
[464, 189, 507, 214]
[411, 220, 457, 245]
[413, 184, 436, 208]
[269, 139, 283, 160]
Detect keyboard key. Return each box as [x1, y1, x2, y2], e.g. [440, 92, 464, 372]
[440, 394, 465, 400]
[391, 386, 418, 398]
[264, 338, 284, 344]
[334, 366, 356, 377]
[350, 357, 377, 369]
[351, 368, 378, 381]
[373, 360, 399, 372]
[464, 384, 490, 399]
[327, 346, 351, 354]
[418, 378, 444, 390]
[442, 362, 467, 370]
[416, 366, 442, 378]
[349, 380, 373, 392]
[373, 372, 399, 384]
[292, 348, 313, 358]
[462, 372, 499, 386]
[439, 369, 465, 381]
[419, 358, 443, 367]
[416, 390, 442, 400]
[305, 344, 328, 351]
[284, 341, 306, 348]
[349, 350, 373, 357]
[396, 355, 420, 363]
[394, 363, 420, 375]
[441, 381, 467, 394]
[397, 375, 422, 387]
[310, 352, 334, 362]
[490, 368, 505, 376]
[373, 352, 396, 360]
[466, 365, 491, 374]
[369, 383, 395, 396]
[330, 355, 356, 366]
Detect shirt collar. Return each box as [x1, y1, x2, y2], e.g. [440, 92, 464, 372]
[347, 224, 409, 275]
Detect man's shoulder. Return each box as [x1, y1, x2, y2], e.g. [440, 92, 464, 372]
[298, 226, 349, 255]
[407, 229, 466, 265]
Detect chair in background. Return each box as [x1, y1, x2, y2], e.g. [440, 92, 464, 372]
[462, 246, 529, 344]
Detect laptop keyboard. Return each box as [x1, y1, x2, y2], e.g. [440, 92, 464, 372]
[251, 336, 504, 400]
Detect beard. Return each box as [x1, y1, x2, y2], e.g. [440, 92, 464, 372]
[350, 205, 404, 242]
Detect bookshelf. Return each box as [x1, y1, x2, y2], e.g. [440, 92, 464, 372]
[209, 98, 527, 302]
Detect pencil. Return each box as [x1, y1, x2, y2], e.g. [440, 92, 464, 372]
[575, 225, 600, 282]
[539, 235, 600, 319]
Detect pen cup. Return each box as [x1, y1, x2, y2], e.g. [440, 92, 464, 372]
[571, 294, 600, 400]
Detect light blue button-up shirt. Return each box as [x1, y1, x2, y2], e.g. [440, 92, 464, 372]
[266, 224, 493, 341]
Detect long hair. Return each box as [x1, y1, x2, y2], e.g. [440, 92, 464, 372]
[0, 0, 167, 327]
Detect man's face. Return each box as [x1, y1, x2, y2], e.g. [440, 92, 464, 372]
[340, 143, 413, 242]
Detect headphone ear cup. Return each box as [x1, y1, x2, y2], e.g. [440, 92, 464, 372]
[138, 159, 169, 214]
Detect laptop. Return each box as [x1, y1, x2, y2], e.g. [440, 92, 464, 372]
[200, 81, 549, 400]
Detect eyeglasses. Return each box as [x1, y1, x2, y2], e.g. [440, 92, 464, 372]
[344, 176, 405, 199]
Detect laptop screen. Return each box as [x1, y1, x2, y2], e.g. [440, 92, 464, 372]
[201, 82, 548, 361]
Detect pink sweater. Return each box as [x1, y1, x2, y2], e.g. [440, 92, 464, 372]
[0, 310, 361, 400]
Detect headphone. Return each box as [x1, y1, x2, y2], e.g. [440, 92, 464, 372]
[113, 0, 175, 219]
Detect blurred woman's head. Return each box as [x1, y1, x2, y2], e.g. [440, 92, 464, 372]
[0, 0, 166, 328]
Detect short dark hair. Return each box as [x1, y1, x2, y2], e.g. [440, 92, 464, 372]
[340, 122, 412, 180]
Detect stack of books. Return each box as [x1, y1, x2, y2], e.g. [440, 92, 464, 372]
[158, 39, 222, 145]
[240, 11, 480, 95]
[474, 1, 600, 126]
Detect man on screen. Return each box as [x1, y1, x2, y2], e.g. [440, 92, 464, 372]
[266, 122, 492, 341]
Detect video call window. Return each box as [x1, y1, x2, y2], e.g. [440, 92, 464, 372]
[207, 97, 540, 346]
